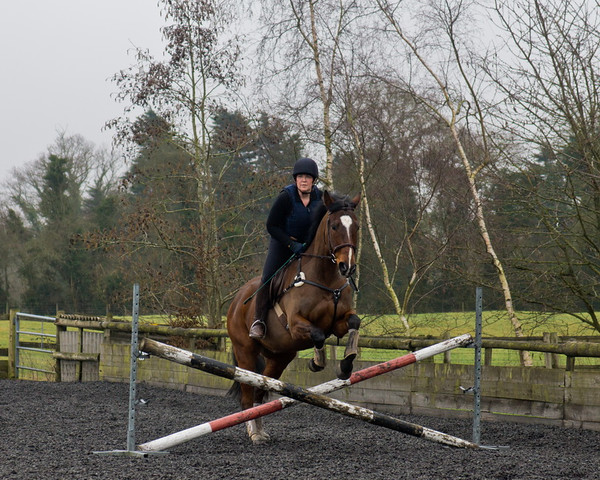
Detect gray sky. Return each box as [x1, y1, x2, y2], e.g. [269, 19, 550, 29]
[0, 1, 165, 183]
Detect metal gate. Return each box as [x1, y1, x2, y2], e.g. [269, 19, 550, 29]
[14, 312, 57, 379]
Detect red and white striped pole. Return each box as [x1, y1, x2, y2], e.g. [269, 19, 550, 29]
[138, 333, 474, 452]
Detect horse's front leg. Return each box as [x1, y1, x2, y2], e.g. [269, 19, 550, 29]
[334, 313, 361, 380]
[308, 327, 327, 372]
[289, 318, 327, 372]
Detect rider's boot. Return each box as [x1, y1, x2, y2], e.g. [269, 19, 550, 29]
[249, 287, 269, 339]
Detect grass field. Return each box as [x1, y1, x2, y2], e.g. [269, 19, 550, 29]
[355, 310, 600, 366]
[2, 310, 599, 376]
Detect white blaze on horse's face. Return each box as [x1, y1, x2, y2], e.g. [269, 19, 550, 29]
[340, 215, 354, 264]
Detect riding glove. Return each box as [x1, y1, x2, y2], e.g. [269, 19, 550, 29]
[289, 241, 305, 254]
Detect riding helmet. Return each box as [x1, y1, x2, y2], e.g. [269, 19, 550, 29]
[292, 157, 319, 180]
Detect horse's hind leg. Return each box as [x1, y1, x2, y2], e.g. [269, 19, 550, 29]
[229, 343, 270, 444]
[246, 400, 269, 445]
[237, 376, 273, 444]
[246, 353, 296, 445]
[336, 314, 361, 380]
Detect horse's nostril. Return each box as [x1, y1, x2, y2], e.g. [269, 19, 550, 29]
[349, 264, 356, 276]
[339, 262, 348, 275]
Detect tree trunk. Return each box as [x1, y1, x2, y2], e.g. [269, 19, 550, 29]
[352, 123, 410, 333]
[451, 127, 533, 366]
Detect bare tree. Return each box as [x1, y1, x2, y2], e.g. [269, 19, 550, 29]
[258, 1, 473, 331]
[5, 132, 115, 230]
[374, 0, 533, 363]
[257, 0, 367, 188]
[107, 0, 247, 327]
[337, 70, 461, 332]
[483, 0, 600, 332]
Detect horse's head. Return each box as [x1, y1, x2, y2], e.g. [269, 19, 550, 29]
[323, 191, 361, 278]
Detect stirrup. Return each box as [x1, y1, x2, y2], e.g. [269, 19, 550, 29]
[249, 319, 266, 339]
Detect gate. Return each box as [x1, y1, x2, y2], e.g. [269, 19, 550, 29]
[13, 312, 57, 380]
[9, 312, 103, 381]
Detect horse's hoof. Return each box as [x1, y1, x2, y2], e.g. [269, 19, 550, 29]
[308, 359, 325, 372]
[335, 364, 352, 380]
[250, 432, 270, 445]
[336, 354, 356, 380]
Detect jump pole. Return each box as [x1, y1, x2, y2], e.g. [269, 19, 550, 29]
[139, 334, 480, 450]
[138, 333, 472, 452]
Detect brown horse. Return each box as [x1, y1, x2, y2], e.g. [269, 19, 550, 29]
[226, 190, 362, 444]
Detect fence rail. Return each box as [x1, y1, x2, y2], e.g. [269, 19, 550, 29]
[2, 313, 600, 380]
[53, 316, 600, 370]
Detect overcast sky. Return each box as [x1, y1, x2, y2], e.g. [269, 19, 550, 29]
[0, 1, 166, 183]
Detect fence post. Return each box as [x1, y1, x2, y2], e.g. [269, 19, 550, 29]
[93, 283, 165, 456]
[55, 312, 66, 382]
[543, 332, 558, 369]
[8, 309, 17, 379]
[127, 283, 141, 452]
[484, 348, 493, 366]
[472, 287, 483, 445]
[443, 332, 452, 364]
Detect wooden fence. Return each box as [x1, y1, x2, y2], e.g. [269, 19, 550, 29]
[1, 313, 600, 431]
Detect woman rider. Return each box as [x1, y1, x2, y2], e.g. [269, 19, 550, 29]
[249, 157, 325, 338]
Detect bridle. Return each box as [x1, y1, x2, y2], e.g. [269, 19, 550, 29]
[301, 209, 357, 264]
[280, 208, 359, 322]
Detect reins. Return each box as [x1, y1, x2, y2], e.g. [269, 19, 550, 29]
[279, 256, 355, 323]
[278, 207, 359, 322]
[248, 202, 360, 321]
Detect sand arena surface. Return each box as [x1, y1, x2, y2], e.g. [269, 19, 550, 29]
[1, 380, 599, 480]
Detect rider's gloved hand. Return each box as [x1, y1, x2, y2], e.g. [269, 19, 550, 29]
[289, 241, 305, 254]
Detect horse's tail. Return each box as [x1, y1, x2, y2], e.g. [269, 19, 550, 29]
[226, 351, 242, 400]
[226, 351, 266, 401]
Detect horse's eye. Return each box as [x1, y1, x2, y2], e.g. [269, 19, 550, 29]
[331, 224, 337, 230]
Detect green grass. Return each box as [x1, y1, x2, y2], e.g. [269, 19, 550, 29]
[359, 310, 600, 338]
[300, 311, 600, 366]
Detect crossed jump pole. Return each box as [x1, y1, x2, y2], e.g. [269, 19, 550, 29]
[138, 333, 480, 451]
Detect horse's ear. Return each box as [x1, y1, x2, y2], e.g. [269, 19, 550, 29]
[323, 190, 333, 207]
[351, 193, 361, 207]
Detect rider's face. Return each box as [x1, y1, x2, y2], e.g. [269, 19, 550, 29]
[295, 174, 314, 194]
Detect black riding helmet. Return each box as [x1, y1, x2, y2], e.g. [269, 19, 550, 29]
[292, 157, 319, 180]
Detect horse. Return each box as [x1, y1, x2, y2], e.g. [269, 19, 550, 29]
[226, 190, 362, 444]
